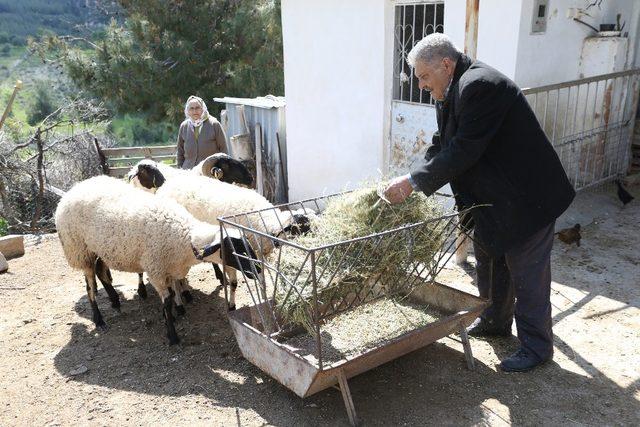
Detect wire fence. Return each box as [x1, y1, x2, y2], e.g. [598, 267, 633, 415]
[219, 193, 474, 370]
[523, 69, 640, 191]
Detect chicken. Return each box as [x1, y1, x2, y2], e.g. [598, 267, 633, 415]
[615, 180, 634, 206]
[555, 223, 581, 247]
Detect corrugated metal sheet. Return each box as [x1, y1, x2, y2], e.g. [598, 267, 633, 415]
[213, 95, 286, 109]
[215, 96, 288, 204]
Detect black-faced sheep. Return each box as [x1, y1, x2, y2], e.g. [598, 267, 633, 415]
[55, 176, 260, 345]
[196, 153, 253, 187]
[127, 159, 313, 310]
[126, 156, 253, 306]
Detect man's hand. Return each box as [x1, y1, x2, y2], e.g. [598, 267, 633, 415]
[384, 175, 414, 204]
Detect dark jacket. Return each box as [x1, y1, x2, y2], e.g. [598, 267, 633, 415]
[410, 54, 575, 257]
[177, 116, 228, 169]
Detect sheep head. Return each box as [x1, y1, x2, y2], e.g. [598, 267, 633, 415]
[127, 160, 166, 192]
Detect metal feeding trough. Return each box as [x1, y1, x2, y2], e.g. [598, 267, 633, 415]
[218, 193, 488, 425]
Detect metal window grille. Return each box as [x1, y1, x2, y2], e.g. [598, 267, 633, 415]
[393, 1, 444, 105]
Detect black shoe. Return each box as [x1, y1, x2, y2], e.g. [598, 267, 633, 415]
[500, 347, 549, 372]
[467, 318, 512, 337]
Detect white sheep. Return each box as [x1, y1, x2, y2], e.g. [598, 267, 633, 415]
[125, 157, 254, 308]
[127, 154, 252, 193]
[127, 159, 313, 310]
[55, 175, 260, 345]
[127, 158, 184, 193]
[154, 175, 305, 309]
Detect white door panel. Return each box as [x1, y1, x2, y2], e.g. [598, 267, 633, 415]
[389, 100, 454, 209]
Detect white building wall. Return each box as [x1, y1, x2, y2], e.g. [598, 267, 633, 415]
[281, 0, 640, 201]
[515, 0, 638, 88]
[476, 0, 523, 79]
[442, 0, 466, 54]
[282, 0, 388, 201]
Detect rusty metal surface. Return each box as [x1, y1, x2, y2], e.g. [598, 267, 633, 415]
[464, 0, 479, 59]
[523, 69, 640, 191]
[388, 101, 437, 176]
[228, 307, 318, 398]
[227, 281, 489, 398]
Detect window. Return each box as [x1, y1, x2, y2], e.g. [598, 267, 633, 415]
[393, 2, 445, 105]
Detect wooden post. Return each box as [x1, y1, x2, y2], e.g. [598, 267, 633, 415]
[255, 123, 264, 196]
[93, 138, 109, 175]
[31, 128, 45, 230]
[0, 80, 22, 131]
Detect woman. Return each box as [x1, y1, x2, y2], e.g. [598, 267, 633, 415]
[176, 96, 228, 169]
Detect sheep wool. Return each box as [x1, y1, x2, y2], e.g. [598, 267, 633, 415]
[54, 175, 254, 344]
[155, 174, 291, 254]
[56, 176, 217, 280]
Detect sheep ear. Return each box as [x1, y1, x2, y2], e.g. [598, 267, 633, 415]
[201, 242, 221, 258]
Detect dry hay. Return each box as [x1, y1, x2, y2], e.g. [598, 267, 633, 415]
[270, 185, 447, 333]
[282, 296, 448, 365]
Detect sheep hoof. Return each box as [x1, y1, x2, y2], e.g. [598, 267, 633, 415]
[228, 304, 236, 312]
[182, 290, 193, 303]
[176, 305, 186, 316]
[111, 301, 121, 311]
[96, 320, 108, 332]
[168, 335, 180, 346]
[137, 286, 148, 300]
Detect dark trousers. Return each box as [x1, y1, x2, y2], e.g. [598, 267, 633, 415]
[473, 221, 555, 361]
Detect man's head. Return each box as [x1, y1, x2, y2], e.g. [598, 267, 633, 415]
[407, 33, 461, 101]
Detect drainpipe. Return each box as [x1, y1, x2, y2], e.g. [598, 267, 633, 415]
[465, 0, 479, 60]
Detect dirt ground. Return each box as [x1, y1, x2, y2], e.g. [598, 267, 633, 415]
[1, 184, 639, 426]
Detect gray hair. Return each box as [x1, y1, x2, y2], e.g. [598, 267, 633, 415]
[407, 33, 461, 68]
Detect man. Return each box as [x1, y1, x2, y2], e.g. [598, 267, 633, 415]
[384, 34, 575, 372]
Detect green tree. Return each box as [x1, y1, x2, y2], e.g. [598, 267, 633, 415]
[27, 82, 57, 126]
[0, 217, 8, 236]
[35, 0, 284, 122]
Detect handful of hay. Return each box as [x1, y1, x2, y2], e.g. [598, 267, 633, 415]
[272, 185, 447, 333]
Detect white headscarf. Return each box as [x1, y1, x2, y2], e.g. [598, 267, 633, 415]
[184, 95, 210, 127]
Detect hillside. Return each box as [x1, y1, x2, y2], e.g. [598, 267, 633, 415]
[0, 0, 112, 46]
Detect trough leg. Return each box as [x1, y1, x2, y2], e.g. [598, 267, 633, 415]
[459, 324, 476, 370]
[336, 369, 358, 426]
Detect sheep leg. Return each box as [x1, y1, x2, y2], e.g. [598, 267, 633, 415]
[211, 263, 237, 310]
[173, 280, 186, 316]
[227, 269, 238, 311]
[84, 270, 107, 330]
[137, 273, 147, 300]
[95, 258, 120, 311]
[212, 263, 225, 283]
[161, 287, 180, 345]
[178, 278, 193, 303]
